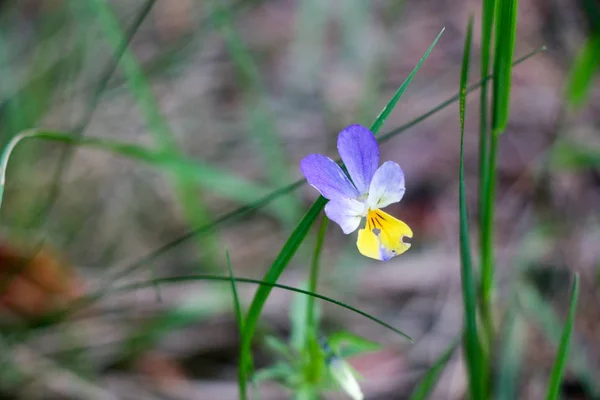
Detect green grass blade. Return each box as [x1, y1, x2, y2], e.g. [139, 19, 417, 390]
[105, 47, 545, 288]
[481, 0, 520, 350]
[496, 305, 526, 400]
[458, 17, 484, 400]
[226, 251, 245, 332]
[491, 0, 519, 134]
[408, 337, 460, 400]
[306, 216, 329, 333]
[238, 197, 327, 398]
[0, 130, 286, 219]
[225, 250, 246, 398]
[370, 28, 444, 134]
[518, 281, 600, 398]
[565, 34, 600, 108]
[545, 274, 580, 400]
[478, 0, 496, 278]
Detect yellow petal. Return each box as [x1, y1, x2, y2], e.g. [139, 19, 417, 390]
[356, 209, 413, 261]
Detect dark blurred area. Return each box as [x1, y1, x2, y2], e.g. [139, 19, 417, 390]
[0, 0, 599, 399]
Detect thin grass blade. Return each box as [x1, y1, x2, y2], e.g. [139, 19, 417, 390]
[226, 251, 244, 332]
[458, 17, 484, 400]
[565, 34, 600, 108]
[491, 0, 519, 134]
[370, 28, 444, 134]
[545, 274, 580, 400]
[408, 337, 460, 400]
[496, 304, 527, 400]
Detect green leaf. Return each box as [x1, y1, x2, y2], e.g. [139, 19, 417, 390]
[408, 337, 460, 400]
[491, 0, 519, 134]
[545, 274, 580, 400]
[264, 336, 293, 361]
[458, 17, 485, 400]
[328, 331, 382, 359]
[566, 34, 600, 108]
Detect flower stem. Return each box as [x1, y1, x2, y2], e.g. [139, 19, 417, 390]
[306, 215, 329, 335]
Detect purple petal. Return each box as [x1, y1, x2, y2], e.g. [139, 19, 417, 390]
[325, 198, 366, 234]
[367, 161, 405, 209]
[300, 154, 359, 201]
[337, 124, 380, 194]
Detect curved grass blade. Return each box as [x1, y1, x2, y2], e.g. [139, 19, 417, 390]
[458, 17, 484, 400]
[0, 130, 285, 219]
[102, 47, 546, 289]
[545, 273, 580, 400]
[408, 337, 460, 400]
[110, 274, 412, 340]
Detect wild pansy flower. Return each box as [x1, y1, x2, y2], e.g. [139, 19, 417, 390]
[300, 124, 412, 261]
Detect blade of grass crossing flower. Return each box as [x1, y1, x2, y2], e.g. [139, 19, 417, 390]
[112, 274, 412, 340]
[458, 17, 484, 400]
[491, 0, 519, 134]
[100, 47, 545, 297]
[408, 337, 460, 400]
[369, 28, 445, 134]
[545, 274, 580, 400]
